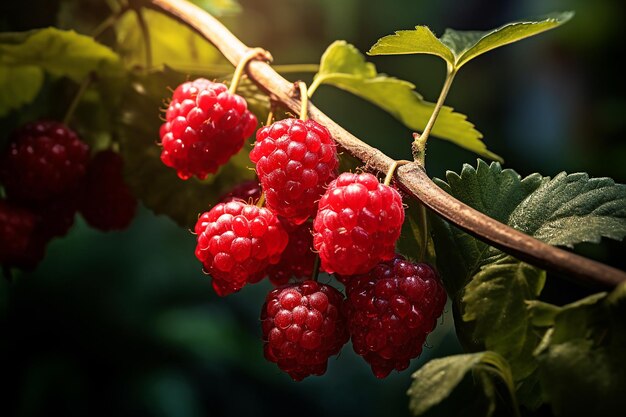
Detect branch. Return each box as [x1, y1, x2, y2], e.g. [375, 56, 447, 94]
[150, 0, 626, 288]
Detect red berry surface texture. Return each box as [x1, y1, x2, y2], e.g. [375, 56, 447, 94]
[250, 118, 338, 224]
[313, 172, 404, 276]
[159, 78, 257, 180]
[195, 201, 288, 296]
[218, 179, 263, 204]
[266, 222, 316, 286]
[80, 150, 137, 231]
[0, 201, 38, 266]
[0, 120, 89, 202]
[344, 256, 447, 378]
[261, 281, 349, 380]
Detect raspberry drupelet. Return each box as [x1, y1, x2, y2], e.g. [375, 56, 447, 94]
[195, 201, 288, 296]
[250, 118, 338, 225]
[261, 280, 349, 380]
[0, 120, 89, 202]
[266, 221, 317, 286]
[159, 79, 257, 180]
[343, 256, 447, 378]
[313, 172, 404, 276]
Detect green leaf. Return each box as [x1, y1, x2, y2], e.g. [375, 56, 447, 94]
[369, 12, 573, 70]
[432, 159, 626, 383]
[526, 300, 561, 327]
[430, 160, 544, 295]
[117, 68, 255, 227]
[367, 26, 454, 62]
[0, 27, 121, 79]
[0, 28, 121, 115]
[508, 173, 626, 247]
[0, 65, 43, 117]
[114, 9, 224, 70]
[462, 256, 546, 379]
[534, 283, 626, 416]
[408, 351, 517, 417]
[397, 198, 436, 265]
[312, 41, 500, 161]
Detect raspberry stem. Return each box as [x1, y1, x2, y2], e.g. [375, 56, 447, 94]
[62, 74, 93, 126]
[91, 6, 129, 39]
[413, 66, 457, 160]
[229, 48, 272, 94]
[265, 110, 274, 126]
[297, 81, 309, 120]
[383, 160, 409, 186]
[133, 8, 153, 68]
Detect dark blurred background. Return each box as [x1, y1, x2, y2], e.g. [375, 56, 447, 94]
[1, 0, 625, 416]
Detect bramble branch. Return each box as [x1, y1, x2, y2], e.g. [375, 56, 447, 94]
[150, 0, 626, 288]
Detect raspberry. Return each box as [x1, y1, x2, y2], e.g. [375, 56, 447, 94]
[0, 201, 49, 270]
[250, 118, 338, 224]
[195, 201, 288, 296]
[344, 256, 446, 378]
[0, 201, 38, 265]
[312, 172, 404, 276]
[80, 150, 137, 231]
[266, 222, 316, 286]
[261, 280, 349, 380]
[0, 120, 90, 202]
[159, 78, 258, 180]
[218, 179, 262, 204]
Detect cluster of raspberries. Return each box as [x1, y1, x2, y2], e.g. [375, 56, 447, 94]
[0, 120, 137, 271]
[171, 78, 447, 381]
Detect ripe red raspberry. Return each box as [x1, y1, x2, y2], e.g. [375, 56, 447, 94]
[0, 120, 89, 202]
[266, 222, 316, 286]
[261, 280, 349, 380]
[218, 179, 262, 204]
[344, 256, 446, 378]
[80, 150, 137, 231]
[313, 172, 404, 276]
[159, 79, 258, 180]
[195, 201, 288, 296]
[250, 118, 338, 224]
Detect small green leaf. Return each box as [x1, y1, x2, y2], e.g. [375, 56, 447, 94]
[408, 351, 517, 417]
[117, 69, 255, 227]
[0, 65, 43, 117]
[369, 12, 573, 70]
[367, 26, 454, 62]
[114, 9, 224, 70]
[446, 12, 574, 69]
[312, 41, 500, 161]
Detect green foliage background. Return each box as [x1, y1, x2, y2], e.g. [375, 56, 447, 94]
[1, 0, 625, 416]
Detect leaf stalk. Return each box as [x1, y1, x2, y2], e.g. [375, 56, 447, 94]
[414, 66, 457, 161]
